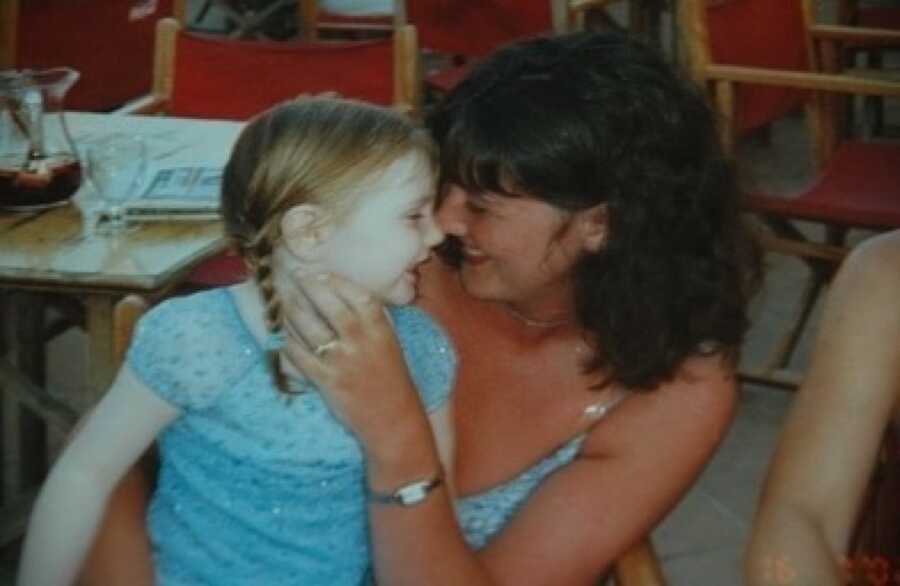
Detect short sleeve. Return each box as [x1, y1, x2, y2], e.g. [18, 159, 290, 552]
[390, 305, 457, 413]
[126, 289, 256, 412]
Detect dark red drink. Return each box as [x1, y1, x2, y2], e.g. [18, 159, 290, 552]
[0, 156, 82, 210]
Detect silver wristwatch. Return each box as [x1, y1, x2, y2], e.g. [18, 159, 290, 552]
[369, 473, 444, 507]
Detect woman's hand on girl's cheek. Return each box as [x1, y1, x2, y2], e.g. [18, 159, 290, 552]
[282, 273, 431, 451]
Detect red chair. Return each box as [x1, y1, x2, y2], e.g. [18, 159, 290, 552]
[419, 0, 671, 95]
[1, 0, 182, 111]
[678, 0, 900, 388]
[836, 0, 900, 135]
[302, 0, 395, 39]
[839, 0, 900, 31]
[122, 16, 420, 287]
[412, 0, 554, 95]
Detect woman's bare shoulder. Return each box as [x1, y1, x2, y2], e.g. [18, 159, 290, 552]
[581, 352, 737, 462]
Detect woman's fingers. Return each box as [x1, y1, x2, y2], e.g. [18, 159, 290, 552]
[321, 273, 383, 319]
[281, 330, 326, 377]
[296, 274, 384, 337]
[287, 295, 336, 349]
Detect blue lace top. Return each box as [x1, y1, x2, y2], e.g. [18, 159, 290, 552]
[456, 436, 586, 549]
[456, 391, 626, 549]
[127, 288, 456, 586]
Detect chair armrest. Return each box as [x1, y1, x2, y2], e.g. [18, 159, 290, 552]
[845, 67, 900, 82]
[613, 539, 666, 586]
[706, 64, 900, 97]
[113, 94, 169, 116]
[755, 230, 849, 263]
[809, 24, 900, 48]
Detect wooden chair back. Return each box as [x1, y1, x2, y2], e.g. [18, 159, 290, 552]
[677, 0, 811, 150]
[124, 15, 420, 119]
[676, 0, 900, 389]
[552, 0, 667, 41]
[297, 0, 403, 40]
[408, 0, 552, 58]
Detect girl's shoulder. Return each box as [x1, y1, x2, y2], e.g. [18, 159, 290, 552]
[126, 287, 258, 411]
[388, 304, 457, 413]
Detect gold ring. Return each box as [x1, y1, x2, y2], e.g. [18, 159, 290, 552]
[313, 340, 340, 357]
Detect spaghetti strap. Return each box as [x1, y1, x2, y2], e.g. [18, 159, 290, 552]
[583, 389, 630, 422]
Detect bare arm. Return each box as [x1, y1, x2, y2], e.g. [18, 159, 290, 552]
[284, 275, 737, 586]
[367, 355, 736, 586]
[77, 457, 157, 586]
[745, 231, 900, 586]
[17, 367, 178, 586]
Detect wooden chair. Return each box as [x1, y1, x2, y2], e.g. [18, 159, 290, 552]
[677, 0, 900, 388]
[189, 0, 305, 40]
[298, 0, 397, 40]
[553, 0, 672, 49]
[119, 15, 419, 287]
[0, 0, 184, 111]
[122, 16, 420, 119]
[836, 0, 900, 135]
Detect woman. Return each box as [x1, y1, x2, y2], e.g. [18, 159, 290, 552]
[81, 32, 760, 585]
[745, 230, 900, 586]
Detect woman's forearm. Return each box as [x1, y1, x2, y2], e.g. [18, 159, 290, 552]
[366, 437, 496, 586]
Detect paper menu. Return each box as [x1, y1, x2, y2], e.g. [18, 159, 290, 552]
[139, 166, 222, 203]
[124, 166, 222, 220]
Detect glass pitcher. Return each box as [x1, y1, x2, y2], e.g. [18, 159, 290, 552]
[0, 67, 82, 211]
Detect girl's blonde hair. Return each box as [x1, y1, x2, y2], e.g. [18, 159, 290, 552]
[221, 97, 437, 393]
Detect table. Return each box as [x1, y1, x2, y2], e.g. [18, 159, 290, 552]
[0, 112, 243, 542]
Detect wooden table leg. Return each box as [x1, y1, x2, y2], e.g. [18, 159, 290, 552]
[82, 295, 118, 409]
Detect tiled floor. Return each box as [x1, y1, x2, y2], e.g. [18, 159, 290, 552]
[3, 1, 898, 585]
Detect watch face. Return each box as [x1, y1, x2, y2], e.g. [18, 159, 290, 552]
[397, 481, 431, 505]
[371, 475, 443, 507]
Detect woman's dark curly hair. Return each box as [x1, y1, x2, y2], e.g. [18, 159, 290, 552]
[428, 31, 762, 391]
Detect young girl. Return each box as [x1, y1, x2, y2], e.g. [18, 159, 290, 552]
[17, 97, 454, 585]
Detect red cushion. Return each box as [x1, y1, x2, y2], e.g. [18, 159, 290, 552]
[707, 0, 809, 135]
[748, 141, 900, 229]
[408, 0, 551, 57]
[18, 0, 173, 111]
[170, 32, 395, 120]
[185, 250, 247, 287]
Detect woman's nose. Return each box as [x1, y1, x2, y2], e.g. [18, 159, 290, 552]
[424, 213, 445, 248]
[435, 185, 468, 237]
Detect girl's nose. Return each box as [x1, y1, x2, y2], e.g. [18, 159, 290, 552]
[435, 185, 469, 237]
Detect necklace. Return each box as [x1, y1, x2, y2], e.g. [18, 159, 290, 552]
[502, 304, 573, 328]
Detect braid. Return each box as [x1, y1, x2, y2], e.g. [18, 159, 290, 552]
[252, 229, 294, 395]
